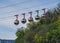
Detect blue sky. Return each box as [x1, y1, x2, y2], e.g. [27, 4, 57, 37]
[0, 0, 60, 40]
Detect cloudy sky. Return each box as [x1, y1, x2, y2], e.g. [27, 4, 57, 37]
[0, 0, 60, 40]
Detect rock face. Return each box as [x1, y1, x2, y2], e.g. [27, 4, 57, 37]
[0, 39, 14, 43]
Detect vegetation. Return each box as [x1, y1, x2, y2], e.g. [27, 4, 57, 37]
[15, 3, 60, 43]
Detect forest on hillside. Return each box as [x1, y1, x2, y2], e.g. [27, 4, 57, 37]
[15, 3, 60, 43]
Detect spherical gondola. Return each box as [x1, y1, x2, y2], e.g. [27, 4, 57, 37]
[35, 10, 40, 20]
[21, 13, 27, 24]
[14, 19, 19, 25]
[35, 15, 40, 20]
[28, 12, 33, 22]
[14, 15, 19, 25]
[21, 19, 26, 24]
[28, 17, 33, 22]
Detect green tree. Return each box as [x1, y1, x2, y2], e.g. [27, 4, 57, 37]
[15, 3, 60, 43]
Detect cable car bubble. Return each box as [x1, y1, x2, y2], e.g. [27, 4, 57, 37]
[14, 19, 19, 25]
[14, 15, 19, 25]
[21, 13, 26, 24]
[35, 10, 40, 20]
[28, 12, 33, 22]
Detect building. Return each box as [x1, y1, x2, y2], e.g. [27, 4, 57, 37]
[0, 39, 14, 43]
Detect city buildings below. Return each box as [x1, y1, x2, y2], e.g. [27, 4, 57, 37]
[0, 39, 14, 43]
